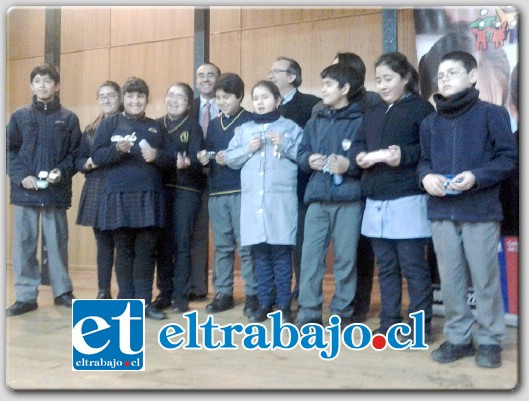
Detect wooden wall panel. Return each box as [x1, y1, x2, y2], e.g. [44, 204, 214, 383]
[398, 8, 418, 67]
[6, 57, 44, 117]
[6, 7, 45, 61]
[210, 7, 241, 33]
[61, 7, 111, 53]
[109, 38, 195, 119]
[210, 31, 242, 76]
[60, 49, 111, 131]
[110, 7, 194, 47]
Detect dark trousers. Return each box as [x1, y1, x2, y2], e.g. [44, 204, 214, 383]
[93, 228, 115, 290]
[353, 234, 375, 317]
[113, 227, 160, 303]
[189, 189, 210, 297]
[370, 237, 432, 333]
[156, 188, 201, 303]
[252, 243, 293, 309]
[292, 202, 307, 297]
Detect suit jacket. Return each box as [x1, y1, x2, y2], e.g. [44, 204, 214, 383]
[279, 90, 321, 129]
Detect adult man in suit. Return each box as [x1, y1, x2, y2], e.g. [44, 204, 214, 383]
[268, 57, 321, 304]
[189, 62, 221, 300]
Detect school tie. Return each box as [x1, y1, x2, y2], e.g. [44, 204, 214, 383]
[201, 101, 211, 138]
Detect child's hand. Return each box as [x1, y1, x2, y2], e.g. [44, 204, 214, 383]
[385, 145, 401, 167]
[249, 133, 262, 153]
[197, 150, 209, 166]
[215, 150, 226, 165]
[266, 131, 282, 146]
[422, 173, 446, 197]
[450, 171, 476, 191]
[141, 147, 157, 163]
[47, 168, 62, 184]
[21, 175, 38, 190]
[309, 153, 327, 170]
[328, 154, 350, 175]
[177, 151, 190, 169]
[355, 152, 373, 169]
[116, 140, 133, 154]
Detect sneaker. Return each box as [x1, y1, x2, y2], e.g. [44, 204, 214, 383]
[475, 344, 502, 368]
[243, 295, 258, 317]
[6, 301, 38, 316]
[151, 294, 172, 310]
[145, 304, 167, 320]
[431, 341, 476, 363]
[54, 292, 75, 307]
[205, 293, 234, 313]
[248, 305, 273, 323]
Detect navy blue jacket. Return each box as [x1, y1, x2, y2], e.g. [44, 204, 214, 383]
[297, 101, 364, 204]
[352, 93, 435, 200]
[418, 99, 518, 222]
[7, 96, 82, 208]
[205, 108, 253, 196]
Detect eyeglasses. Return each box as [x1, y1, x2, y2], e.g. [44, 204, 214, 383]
[166, 93, 188, 102]
[433, 70, 467, 84]
[97, 93, 119, 102]
[269, 69, 289, 75]
[197, 73, 217, 80]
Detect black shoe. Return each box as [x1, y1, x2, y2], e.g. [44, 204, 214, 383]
[475, 344, 502, 368]
[96, 288, 112, 299]
[6, 301, 38, 316]
[172, 299, 189, 313]
[243, 295, 259, 317]
[206, 293, 234, 313]
[295, 318, 323, 330]
[152, 294, 172, 310]
[248, 305, 273, 323]
[54, 292, 75, 307]
[431, 341, 476, 363]
[145, 304, 167, 320]
[188, 293, 207, 301]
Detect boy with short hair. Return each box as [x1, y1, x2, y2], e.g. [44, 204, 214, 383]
[197, 73, 258, 317]
[7, 63, 82, 316]
[295, 63, 365, 328]
[418, 51, 518, 368]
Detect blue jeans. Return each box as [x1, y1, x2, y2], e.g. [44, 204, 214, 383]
[252, 243, 292, 308]
[370, 237, 432, 333]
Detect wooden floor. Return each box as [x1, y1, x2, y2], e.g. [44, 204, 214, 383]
[4, 267, 519, 391]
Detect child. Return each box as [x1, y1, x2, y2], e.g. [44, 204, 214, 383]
[354, 52, 435, 341]
[197, 73, 258, 317]
[75, 81, 122, 299]
[91, 77, 175, 320]
[224, 80, 303, 323]
[153, 82, 205, 314]
[418, 51, 518, 368]
[7, 63, 81, 316]
[295, 63, 365, 328]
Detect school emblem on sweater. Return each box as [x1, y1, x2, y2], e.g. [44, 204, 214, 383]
[148, 127, 158, 133]
[180, 131, 189, 143]
[72, 299, 145, 371]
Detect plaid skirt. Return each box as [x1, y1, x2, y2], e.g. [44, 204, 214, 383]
[98, 190, 165, 231]
[76, 176, 105, 227]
